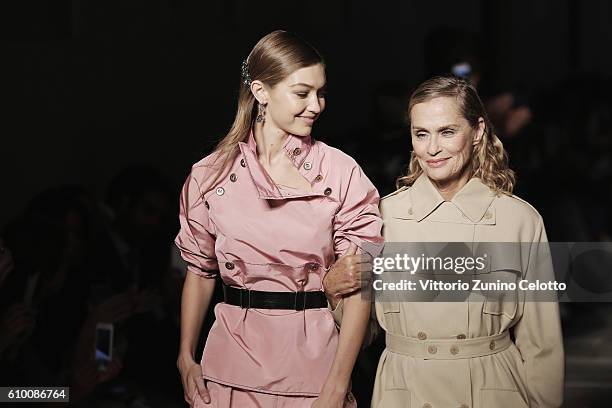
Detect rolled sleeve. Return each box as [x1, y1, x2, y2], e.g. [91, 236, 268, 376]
[174, 172, 218, 278]
[333, 163, 384, 259]
[328, 163, 383, 346]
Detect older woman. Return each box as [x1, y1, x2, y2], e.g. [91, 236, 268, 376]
[325, 76, 564, 408]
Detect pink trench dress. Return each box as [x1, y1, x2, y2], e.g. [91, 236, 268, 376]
[175, 130, 384, 407]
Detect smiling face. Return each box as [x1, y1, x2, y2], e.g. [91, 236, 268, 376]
[254, 63, 326, 137]
[410, 96, 484, 190]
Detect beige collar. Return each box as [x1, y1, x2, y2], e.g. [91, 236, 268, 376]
[408, 173, 496, 222]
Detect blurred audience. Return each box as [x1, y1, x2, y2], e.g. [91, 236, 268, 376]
[0, 168, 185, 407]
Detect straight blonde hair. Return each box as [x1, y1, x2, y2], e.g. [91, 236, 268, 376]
[202, 30, 324, 192]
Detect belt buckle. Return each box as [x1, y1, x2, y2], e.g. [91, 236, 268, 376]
[294, 291, 306, 311]
[240, 288, 251, 309]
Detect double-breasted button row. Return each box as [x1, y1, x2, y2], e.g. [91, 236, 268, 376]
[422, 340, 462, 355]
[324, 187, 332, 196]
[213, 164, 242, 198]
[225, 261, 235, 270]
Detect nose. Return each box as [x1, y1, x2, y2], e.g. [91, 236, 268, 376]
[307, 95, 322, 114]
[427, 134, 441, 156]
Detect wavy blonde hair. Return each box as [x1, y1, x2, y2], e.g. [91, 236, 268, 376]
[396, 75, 515, 195]
[201, 30, 324, 193]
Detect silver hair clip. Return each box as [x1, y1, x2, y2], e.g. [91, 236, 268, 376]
[241, 59, 252, 87]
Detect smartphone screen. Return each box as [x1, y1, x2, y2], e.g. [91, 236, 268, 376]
[95, 323, 114, 369]
[451, 61, 472, 79]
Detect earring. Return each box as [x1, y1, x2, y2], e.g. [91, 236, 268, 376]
[256, 103, 266, 123]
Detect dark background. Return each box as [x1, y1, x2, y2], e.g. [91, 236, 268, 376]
[3, 0, 612, 221]
[1, 1, 611, 407]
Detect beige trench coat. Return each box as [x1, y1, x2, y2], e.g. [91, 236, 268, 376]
[332, 174, 564, 408]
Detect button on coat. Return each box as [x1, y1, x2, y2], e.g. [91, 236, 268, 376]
[175, 129, 384, 396]
[370, 174, 564, 408]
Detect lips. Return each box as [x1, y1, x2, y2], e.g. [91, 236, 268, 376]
[298, 116, 316, 124]
[426, 158, 450, 167]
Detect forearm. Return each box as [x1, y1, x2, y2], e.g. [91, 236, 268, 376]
[324, 291, 370, 390]
[178, 272, 216, 362]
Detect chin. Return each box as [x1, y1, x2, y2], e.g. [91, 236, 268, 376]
[422, 168, 453, 183]
[288, 125, 313, 137]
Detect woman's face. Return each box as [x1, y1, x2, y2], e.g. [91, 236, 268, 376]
[259, 63, 326, 137]
[410, 96, 484, 186]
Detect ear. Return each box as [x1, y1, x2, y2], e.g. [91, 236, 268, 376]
[250, 80, 268, 105]
[473, 117, 485, 145]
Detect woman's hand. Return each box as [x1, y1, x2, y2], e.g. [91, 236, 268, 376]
[323, 242, 373, 302]
[311, 380, 350, 408]
[177, 355, 210, 406]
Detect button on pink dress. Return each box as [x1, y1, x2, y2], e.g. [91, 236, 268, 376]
[175, 130, 383, 397]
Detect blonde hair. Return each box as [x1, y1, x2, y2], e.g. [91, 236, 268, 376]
[397, 75, 515, 195]
[201, 30, 324, 192]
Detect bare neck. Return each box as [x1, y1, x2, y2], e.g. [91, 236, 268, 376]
[253, 121, 289, 166]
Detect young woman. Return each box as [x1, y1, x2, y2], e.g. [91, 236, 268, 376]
[175, 30, 383, 408]
[326, 76, 564, 407]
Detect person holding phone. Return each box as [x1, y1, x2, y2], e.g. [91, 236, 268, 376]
[325, 76, 564, 407]
[175, 30, 383, 408]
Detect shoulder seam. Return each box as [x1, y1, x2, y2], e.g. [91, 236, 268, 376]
[498, 194, 543, 221]
[381, 185, 409, 201]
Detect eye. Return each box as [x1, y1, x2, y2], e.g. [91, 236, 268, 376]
[317, 90, 327, 98]
[414, 133, 428, 139]
[442, 130, 455, 137]
[295, 92, 309, 98]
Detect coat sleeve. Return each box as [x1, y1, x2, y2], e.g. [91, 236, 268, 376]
[332, 163, 384, 259]
[174, 171, 219, 278]
[328, 162, 384, 345]
[512, 217, 565, 407]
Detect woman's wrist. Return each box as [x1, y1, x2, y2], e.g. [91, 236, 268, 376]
[177, 351, 196, 368]
[321, 377, 349, 397]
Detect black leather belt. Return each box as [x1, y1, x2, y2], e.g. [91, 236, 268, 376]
[222, 283, 328, 310]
